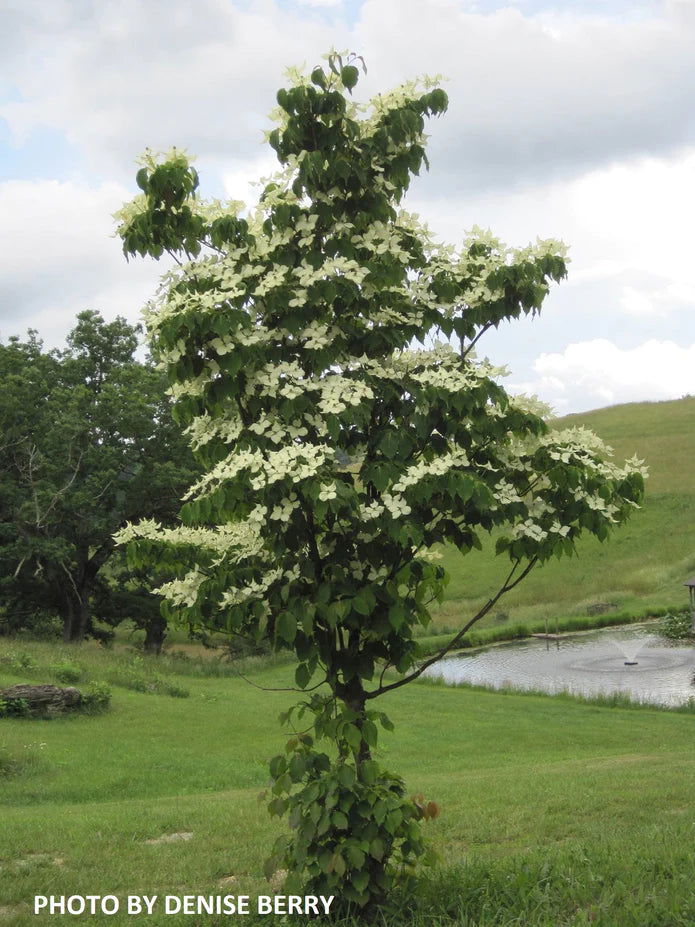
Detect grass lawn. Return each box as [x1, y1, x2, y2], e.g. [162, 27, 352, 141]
[3, 640, 695, 926]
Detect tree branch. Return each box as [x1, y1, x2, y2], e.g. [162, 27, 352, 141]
[231, 669, 328, 694]
[461, 320, 494, 360]
[365, 556, 538, 700]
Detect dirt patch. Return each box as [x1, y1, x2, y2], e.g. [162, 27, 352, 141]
[268, 869, 287, 890]
[10, 853, 64, 870]
[144, 832, 193, 845]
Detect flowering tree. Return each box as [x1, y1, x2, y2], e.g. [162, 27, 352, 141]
[115, 53, 645, 912]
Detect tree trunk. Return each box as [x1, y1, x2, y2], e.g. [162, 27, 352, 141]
[61, 544, 112, 642]
[143, 614, 167, 655]
[75, 594, 91, 641]
[62, 597, 75, 642]
[61, 585, 91, 642]
[343, 685, 372, 766]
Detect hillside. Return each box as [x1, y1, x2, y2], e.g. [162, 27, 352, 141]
[432, 396, 695, 632]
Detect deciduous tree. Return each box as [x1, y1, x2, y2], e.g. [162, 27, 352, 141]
[115, 53, 645, 911]
[0, 311, 196, 644]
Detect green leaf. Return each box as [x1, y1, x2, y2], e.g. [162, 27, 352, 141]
[378, 430, 400, 460]
[277, 611, 297, 644]
[295, 662, 312, 689]
[388, 602, 407, 630]
[289, 753, 307, 781]
[353, 588, 375, 616]
[352, 870, 369, 893]
[337, 764, 356, 787]
[362, 720, 378, 748]
[346, 845, 365, 868]
[341, 65, 359, 91]
[268, 797, 287, 817]
[311, 67, 326, 89]
[269, 755, 286, 779]
[360, 759, 378, 785]
[369, 837, 385, 860]
[301, 606, 315, 634]
[331, 852, 346, 876]
[343, 723, 362, 751]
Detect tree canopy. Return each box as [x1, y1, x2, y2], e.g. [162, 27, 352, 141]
[0, 310, 197, 644]
[114, 52, 646, 912]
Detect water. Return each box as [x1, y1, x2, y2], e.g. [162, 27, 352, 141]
[423, 623, 695, 706]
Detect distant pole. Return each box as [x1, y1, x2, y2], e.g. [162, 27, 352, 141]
[685, 579, 695, 632]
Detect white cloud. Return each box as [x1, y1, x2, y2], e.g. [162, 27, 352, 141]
[0, 179, 165, 346]
[513, 338, 695, 413]
[2, 0, 695, 190]
[297, 0, 343, 6]
[619, 286, 658, 317]
[354, 0, 695, 191]
[0, 0, 340, 177]
[221, 154, 282, 215]
[420, 148, 695, 286]
[408, 146, 695, 346]
[567, 152, 695, 288]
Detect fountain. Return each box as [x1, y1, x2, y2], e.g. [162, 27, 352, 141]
[611, 636, 645, 666]
[424, 624, 695, 706]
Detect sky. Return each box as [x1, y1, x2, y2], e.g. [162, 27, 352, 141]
[1, 0, 694, 415]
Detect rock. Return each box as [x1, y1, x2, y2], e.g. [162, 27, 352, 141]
[0, 684, 82, 716]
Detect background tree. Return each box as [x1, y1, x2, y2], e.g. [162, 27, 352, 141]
[115, 53, 646, 912]
[0, 310, 197, 645]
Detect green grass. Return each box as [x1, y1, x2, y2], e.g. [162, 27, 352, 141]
[431, 397, 695, 634]
[3, 638, 695, 926]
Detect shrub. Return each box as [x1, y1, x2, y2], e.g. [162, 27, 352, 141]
[80, 683, 112, 713]
[159, 680, 190, 699]
[50, 661, 84, 684]
[659, 610, 694, 641]
[0, 650, 38, 673]
[0, 696, 30, 718]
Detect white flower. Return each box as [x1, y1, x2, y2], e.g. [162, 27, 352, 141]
[382, 493, 412, 519]
[359, 501, 384, 521]
[318, 483, 337, 502]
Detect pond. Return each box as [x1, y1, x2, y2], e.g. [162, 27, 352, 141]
[423, 623, 695, 706]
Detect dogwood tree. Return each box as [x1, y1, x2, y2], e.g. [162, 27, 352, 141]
[115, 53, 645, 912]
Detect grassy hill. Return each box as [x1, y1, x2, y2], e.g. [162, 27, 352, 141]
[431, 396, 695, 634]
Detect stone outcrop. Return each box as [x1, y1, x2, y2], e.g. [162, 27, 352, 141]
[1, 684, 82, 715]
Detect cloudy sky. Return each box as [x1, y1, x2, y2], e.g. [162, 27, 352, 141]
[2, 0, 694, 414]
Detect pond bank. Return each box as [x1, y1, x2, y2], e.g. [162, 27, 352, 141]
[415, 604, 681, 658]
